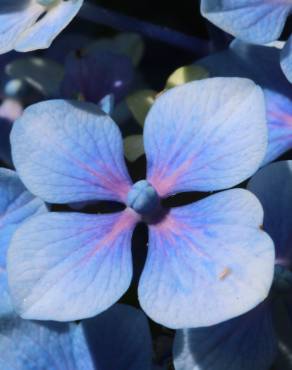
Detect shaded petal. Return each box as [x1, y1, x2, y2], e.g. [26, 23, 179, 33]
[281, 36, 292, 83]
[174, 302, 277, 370]
[15, 0, 84, 52]
[0, 168, 47, 314]
[0, 317, 94, 370]
[11, 100, 132, 204]
[61, 50, 134, 103]
[83, 304, 152, 370]
[201, 0, 291, 44]
[145, 78, 267, 197]
[7, 210, 138, 321]
[198, 41, 292, 166]
[248, 161, 292, 262]
[138, 189, 274, 328]
[6, 57, 64, 97]
[0, 2, 43, 54]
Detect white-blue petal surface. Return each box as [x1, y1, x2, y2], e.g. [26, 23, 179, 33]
[138, 189, 274, 328]
[144, 78, 267, 197]
[11, 100, 132, 204]
[7, 210, 138, 321]
[201, 0, 292, 44]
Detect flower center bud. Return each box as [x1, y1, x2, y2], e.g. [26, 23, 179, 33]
[126, 180, 160, 217]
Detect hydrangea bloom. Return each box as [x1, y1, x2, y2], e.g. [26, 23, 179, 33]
[197, 40, 292, 165]
[0, 0, 83, 54]
[7, 77, 274, 329]
[173, 160, 292, 370]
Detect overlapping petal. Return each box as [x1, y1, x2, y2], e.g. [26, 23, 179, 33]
[83, 304, 153, 370]
[248, 161, 292, 262]
[198, 41, 292, 165]
[0, 168, 47, 315]
[11, 100, 132, 204]
[201, 0, 292, 44]
[281, 36, 292, 83]
[144, 78, 267, 197]
[7, 209, 138, 320]
[138, 189, 274, 328]
[0, 318, 94, 370]
[173, 302, 277, 370]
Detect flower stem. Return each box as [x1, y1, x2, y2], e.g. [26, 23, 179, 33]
[79, 3, 209, 55]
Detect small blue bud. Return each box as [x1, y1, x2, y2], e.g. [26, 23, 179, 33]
[126, 180, 160, 216]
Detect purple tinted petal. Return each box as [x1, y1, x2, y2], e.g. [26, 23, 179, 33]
[138, 189, 274, 328]
[7, 209, 138, 321]
[174, 302, 277, 370]
[248, 161, 292, 263]
[201, 0, 291, 44]
[82, 304, 152, 370]
[11, 100, 132, 204]
[61, 50, 134, 104]
[144, 78, 267, 197]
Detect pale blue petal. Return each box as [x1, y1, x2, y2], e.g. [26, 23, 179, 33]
[281, 36, 292, 83]
[11, 100, 132, 204]
[7, 210, 138, 321]
[0, 168, 47, 315]
[138, 189, 274, 328]
[201, 0, 292, 44]
[248, 161, 292, 262]
[82, 304, 152, 370]
[0, 2, 43, 54]
[174, 302, 277, 370]
[15, 1, 84, 52]
[0, 317, 94, 370]
[144, 78, 267, 197]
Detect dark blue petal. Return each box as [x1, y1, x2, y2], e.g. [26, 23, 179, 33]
[82, 304, 153, 370]
[174, 302, 277, 370]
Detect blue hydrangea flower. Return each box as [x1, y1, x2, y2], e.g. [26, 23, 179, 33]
[0, 303, 153, 370]
[173, 160, 292, 370]
[197, 39, 292, 165]
[0, 0, 83, 54]
[201, 0, 292, 45]
[7, 77, 275, 329]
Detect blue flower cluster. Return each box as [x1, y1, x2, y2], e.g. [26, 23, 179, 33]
[0, 1, 291, 369]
